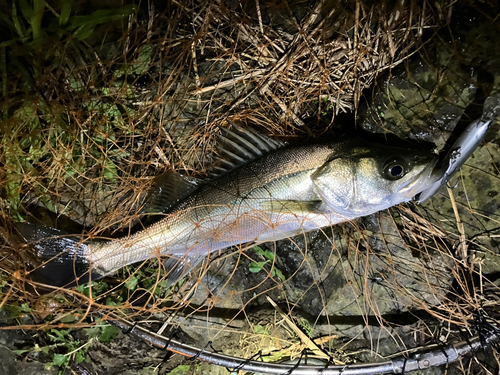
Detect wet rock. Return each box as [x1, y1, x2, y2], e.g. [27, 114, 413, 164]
[80, 330, 165, 375]
[472, 250, 500, 276]
[263, 211, 452, 319]
[0, 345, 60, 375]
[420, 117, 500, 248]
[359, 54, 477, 151]
[0, 310, 58, 375]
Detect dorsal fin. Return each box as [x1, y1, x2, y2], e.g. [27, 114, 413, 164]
[141, 172, 201, 215]
[143, 124, 285, 213]
[209, 122, 286, 178]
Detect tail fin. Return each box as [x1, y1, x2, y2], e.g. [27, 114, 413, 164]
[15, 222, 104, 287]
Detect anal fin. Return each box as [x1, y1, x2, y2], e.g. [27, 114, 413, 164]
[163, 254, 206, 287]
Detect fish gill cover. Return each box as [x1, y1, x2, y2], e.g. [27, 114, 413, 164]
[0, 1, 499, 374]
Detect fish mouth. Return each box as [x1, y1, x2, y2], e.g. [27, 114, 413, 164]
[396, 157, 439, 199]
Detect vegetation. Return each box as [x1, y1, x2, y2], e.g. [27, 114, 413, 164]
[0, 0, 499, 374]
[249, 246, 286, 281]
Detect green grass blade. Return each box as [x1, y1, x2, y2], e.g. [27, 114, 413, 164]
[31, 0, 45, 39]
[59, 0, 72, 26]
[11, 2, 26, 39]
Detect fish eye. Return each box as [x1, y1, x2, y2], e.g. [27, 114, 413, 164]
[383, 157, 407, 180]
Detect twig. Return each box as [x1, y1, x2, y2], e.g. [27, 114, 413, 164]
[265, 296, 329, 360]
[193, 69, 268, 95]
[447, 186, 467, 261]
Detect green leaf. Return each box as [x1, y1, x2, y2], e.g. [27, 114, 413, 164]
[75, 350, 88, 363]
[84, 326, 101, 340]
[274, 268, 286, 281]
[252, 246, 274, 260]
[75, 350, 88, 364]
[105, 296, 117, 306]
[249, 261, 267, 273]
[68, 5, 136, 40]
[72, 24, 96, 41]
[131, 45, 153, 75]
[70, 5, 135, 27]
[52, 353, 68, 367]
[75, 284, 89, 297]
[92, 281, 109, 295]
[48, 329, 70, 343]
[13, 349, 30, 356]
[170, 365, 191, 375]
[7, 303, 32, 317]
[11, 3, 26, 40]
[103, 160, 118, 182]
[252, 246, 264, 256]
[60, 314, 76, 323]
[31, 0, 45, 39]
[153, 279, 169, 296]
[253, 324, 268, 335]
[99, 325, 119, 342]
[124, 275, 139, 290]
[18, 0, 34, 21]
[59, 0, 73, 25]
[263, 250, 274, 260]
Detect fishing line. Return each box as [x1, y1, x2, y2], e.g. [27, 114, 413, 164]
[123, 321, 138, 334]
[400, 357, 407, 375]
[318, 356, 333, 375]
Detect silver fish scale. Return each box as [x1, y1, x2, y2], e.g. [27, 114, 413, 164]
[87, 137, 438, 279]
[88, 143, 346, 276]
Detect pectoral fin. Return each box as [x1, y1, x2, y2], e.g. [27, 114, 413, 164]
[258, 200, 322, 215]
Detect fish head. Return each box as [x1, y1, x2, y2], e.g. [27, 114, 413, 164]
[311, 142, 438, 218]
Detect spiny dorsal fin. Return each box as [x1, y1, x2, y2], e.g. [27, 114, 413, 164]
[209, 122, 286, 178]
[142, 172, 201, 215]
[144, 124, 285, 212]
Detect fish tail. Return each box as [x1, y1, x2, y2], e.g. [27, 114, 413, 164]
[15, 222, 104, 287]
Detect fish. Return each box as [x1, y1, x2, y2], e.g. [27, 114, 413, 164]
[16, 126, 440, 287]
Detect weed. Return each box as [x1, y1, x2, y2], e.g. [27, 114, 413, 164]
[13, 323, 119, 373]
[0, 1, 494, 373]
[249, 246, 286, 281]
[170, 364, 192, 375]
[297, 318, 313, 338]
